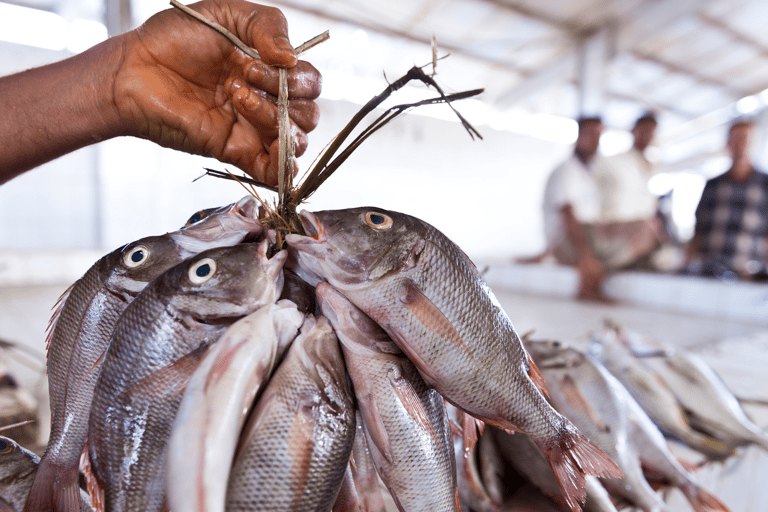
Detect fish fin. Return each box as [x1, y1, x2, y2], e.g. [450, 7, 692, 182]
[559, 375, 610, 433]
[525, 349, 549, 398]
[120, 346, 206, 402]
[389, 368, 436, 439]
[332, 464, 360, 512]
[22, 458, 80, 512]
[533, 425, 623, 512]
[359, 395, 394, 463]
[81, 438, 104, 512]
[680, 481, 731, 512]
[44, 281, 75, 355]
[395, 279, 469, 383]
[461, 410, 479, 453]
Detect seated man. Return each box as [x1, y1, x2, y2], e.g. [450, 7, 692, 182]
[542, 115, 666, 302]
[686, 119, 768, 279]
[542, 116, 608, 301]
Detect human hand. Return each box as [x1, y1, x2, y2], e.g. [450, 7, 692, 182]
[577, 253, 607, 301]
[112, 0, 322, 185]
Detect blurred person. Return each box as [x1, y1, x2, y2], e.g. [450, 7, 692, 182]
[542, 116, 609, 302]
[685, 119, 768, 279]
[591, 112, 669, 270]
[598, 112, 659, 225]
[0, 0, 322, 187]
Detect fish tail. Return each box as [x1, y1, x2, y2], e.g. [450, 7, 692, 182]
[533, 426, 622, 512]
[680, 482, 731, 512]
[22, 459, 80, 512]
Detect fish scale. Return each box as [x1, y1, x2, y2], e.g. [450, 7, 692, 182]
[226, 316, 355, 512]
[88, 241, 285, 512]
[24, 196, 263, 512]
[317, 282, 458, 511]
[286, 206, 622, 512]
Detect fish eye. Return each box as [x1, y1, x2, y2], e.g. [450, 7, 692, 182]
[365, 212, 393, 231]
[123, 245, 150, 268]
[183, 207, 216, 228]
[189, 258, 217, 285]
[0, 439, 11, 453]
[184, 211, 205, 227]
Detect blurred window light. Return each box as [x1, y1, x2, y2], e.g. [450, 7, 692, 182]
[600, 129, 633, 156]
[647, 172, 675, 196]
[490, 110, 577, 144]
[0, 2, 107, 53]
[736, 95, 761, 114]
[0, 2, 68, 50]
[67, 19, 108, 53]
[670, 171, 706, 241]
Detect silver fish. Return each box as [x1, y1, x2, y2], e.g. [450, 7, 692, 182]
[286, 207, 621, 512]
[638, 345, 768, 453]
[444, 404, 501, 512]
[317, 282, 458, 512]
[25, 196, 261, 512]
[525, 339, 669, 512]
[489, 427, 618, 512]
[349, 412, 386, 512]
[590, 329, 733, 459]
[622, 389, 730, 512]
[167, 300, 305, 512]
[87, 241, 285, 512]
[225, 315, 355, 512]
[0, 436, 39, 512]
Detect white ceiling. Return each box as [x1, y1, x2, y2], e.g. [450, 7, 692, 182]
[8, 0, 768, 173]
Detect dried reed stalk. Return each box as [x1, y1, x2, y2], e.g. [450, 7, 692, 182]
[173, 0, 482, 244]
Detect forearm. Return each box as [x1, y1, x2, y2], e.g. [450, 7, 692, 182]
[0, 35, 127, 184]
[561, 205, 595, 261]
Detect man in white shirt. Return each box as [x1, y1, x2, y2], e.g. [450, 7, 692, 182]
[543, 116, 608, 301]
[598, 113, 659, 223]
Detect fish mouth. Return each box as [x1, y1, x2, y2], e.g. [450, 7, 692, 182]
[231, 195, 259, 220]
[296, 210, 323, 241]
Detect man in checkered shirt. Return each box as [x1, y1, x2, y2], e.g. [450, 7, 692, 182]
[687, 119, 768, 279]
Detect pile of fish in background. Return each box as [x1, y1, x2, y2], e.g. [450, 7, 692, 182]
[1, 194, 766, 512]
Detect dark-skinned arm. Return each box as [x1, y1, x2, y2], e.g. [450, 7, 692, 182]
[0, 0, 322, 186]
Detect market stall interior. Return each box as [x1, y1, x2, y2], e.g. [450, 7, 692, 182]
[1, 0, 768, 511]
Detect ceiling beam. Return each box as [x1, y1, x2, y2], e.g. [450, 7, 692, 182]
[266, 0, 534, 73]
[630, 50, 749, 98]
[496, 0, 722, 109]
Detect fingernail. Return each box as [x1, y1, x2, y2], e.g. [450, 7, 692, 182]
[274, 36, 295, 54]
[228, 77, 245, 95]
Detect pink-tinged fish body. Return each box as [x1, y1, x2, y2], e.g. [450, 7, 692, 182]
[317, 283, 458, 512]
[286, 207, 621, 512]
[87, 241, 285, 512]
[525, 340, 669, 512]
[167, 300, 305, 512]
[25, 196, 262, 512]
[226, 315, 356, 512]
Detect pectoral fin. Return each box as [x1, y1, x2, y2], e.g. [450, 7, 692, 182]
[359, 395, 393, 464]
[560, 375, 610, 433]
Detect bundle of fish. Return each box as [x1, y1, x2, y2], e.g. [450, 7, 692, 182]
[8, 195, 626, 512]
[468, 327, 768, 512]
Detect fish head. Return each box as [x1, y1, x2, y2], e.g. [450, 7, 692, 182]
[170, 195, 263, 256]
[104, 196, 263, 300]
[285, 207, 426, 288]
[160, 240, 286, 321]
[523, 339, 585, 369]
[0, 436, 38, 484]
